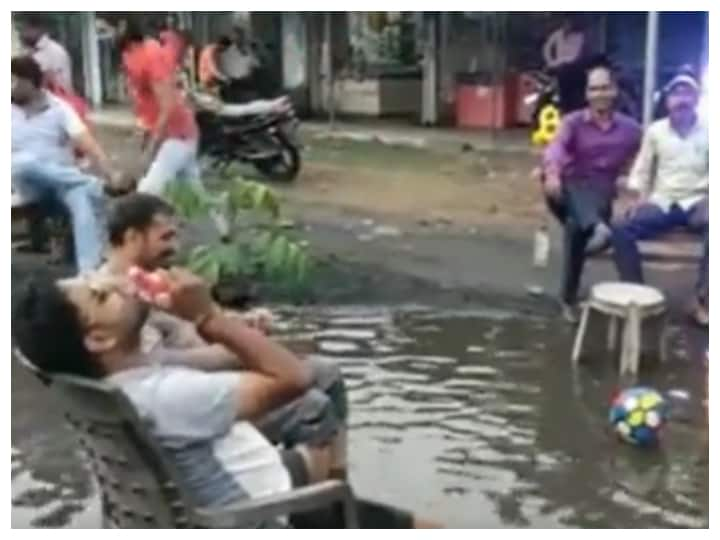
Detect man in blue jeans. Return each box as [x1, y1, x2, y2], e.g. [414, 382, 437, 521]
[611, 73, 708, 326]
[11, 56, 123, 272]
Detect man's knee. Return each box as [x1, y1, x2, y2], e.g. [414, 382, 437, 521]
[689, 200, 709, 230]
[307, 356, 348, 422]
[64, 180, 105, 214]
[258, 388, 341, 447]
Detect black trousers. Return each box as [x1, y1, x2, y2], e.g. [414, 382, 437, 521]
[545, 180, 615, 304]
[555, 62, 587, 113]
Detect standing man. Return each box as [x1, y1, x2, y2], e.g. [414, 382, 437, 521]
[119, 18, 202, 197]
[543, 14, 587, 112]
[19, 14, 73, 92]
[611, 73, 709, 325]
[542, 61, 642, 321]
[157, 14, 185, 68]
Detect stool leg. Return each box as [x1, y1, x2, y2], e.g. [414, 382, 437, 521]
[621, 303, 641, 376]
[607, 316, 618, 351]
[658, 312, 670, 364]
[572, 303, 591, 366]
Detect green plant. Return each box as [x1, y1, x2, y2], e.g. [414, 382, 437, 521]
[164, 178, 312, 292]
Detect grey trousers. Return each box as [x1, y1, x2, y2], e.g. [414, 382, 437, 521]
[256, 355, 347, 447]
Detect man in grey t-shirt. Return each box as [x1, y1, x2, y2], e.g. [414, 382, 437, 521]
[14, 268, 440, 527]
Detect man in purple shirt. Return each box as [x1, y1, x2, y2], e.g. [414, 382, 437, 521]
[542, 61, 642, 321]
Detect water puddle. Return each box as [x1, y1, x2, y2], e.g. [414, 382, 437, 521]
[12, 304, 708, 528]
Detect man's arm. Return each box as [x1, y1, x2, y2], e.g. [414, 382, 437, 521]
[543, 30, 560, 68]
[145, 78, 175, 160]
[141, 44, 179, 168]
[625, 127, 657, 198]
[198, 313, 312, 421]
[150, 308, 273, 366]
[542, 114, 575, 197]
[57, 98, 117, 183]
[151, 268, 312, 421]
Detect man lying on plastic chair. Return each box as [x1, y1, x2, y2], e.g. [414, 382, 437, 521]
[13, 267, 442, 528]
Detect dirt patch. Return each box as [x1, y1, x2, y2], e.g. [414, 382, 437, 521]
[281, 139, 545, 230]
[95, 128, 545, 235]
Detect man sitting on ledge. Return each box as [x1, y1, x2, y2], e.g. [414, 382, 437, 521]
[610, 72, 708, 326]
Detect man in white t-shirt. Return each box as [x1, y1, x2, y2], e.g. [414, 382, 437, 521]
[11, 56, 124, 272]
[13, 268, 440, 527]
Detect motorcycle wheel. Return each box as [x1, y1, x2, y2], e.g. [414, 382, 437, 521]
[253, 134, 301, 182]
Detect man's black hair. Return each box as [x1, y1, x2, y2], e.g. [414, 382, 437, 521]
[12, 273, 101, 378]
[108, 193, 175, 246]
[11, 55, 44, 88]
[17, 13, 49, 29]
[585, 54, 617, 83]
[218, 35, 232, 48]
[119, 15, 147, 50]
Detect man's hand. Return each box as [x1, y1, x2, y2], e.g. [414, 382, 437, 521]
[241, 308, 274, 334]
[543, 174, 563, 199]
[150, 267, 219, 326]
[624, 194, 648, 219]
[105, 170, 136, 194]
[138, 143, 158, 179]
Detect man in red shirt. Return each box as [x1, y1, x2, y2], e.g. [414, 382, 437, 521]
[157, 14, 185, 68]
[119, 19, 202, 197]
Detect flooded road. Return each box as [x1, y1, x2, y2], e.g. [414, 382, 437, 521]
[12, 305, 708, 528]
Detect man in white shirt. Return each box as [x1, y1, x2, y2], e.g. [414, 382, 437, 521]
[219, 26, 259, 81]
[12, 56, 121, 272]
[218, 26, 263, 103]
[611, 73, 709, 324]
[19, 14, 73, 91]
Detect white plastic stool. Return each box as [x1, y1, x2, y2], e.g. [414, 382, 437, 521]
[571, 282, 668, 375]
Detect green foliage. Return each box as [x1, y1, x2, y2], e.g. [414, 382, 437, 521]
[165, 177, 312, 292]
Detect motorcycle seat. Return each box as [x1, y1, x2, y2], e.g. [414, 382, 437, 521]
[217, 97, 290, 118]
[192, 91, 291, 118]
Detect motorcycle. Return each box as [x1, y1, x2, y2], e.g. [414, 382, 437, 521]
[192, 90, 301, 182]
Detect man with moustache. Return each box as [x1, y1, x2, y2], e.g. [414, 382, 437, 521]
[610, 72, 709, 326]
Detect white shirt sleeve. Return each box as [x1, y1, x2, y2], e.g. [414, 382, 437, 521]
[49, 94, 87, 138]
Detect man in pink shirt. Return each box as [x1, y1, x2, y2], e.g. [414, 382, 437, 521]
[542, 61, 642, 321]
[19, 14, 73, 92]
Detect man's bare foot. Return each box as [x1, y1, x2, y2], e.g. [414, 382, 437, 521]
[689, 297, 709, 327]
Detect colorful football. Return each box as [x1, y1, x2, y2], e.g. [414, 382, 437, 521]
[609, 387, 668, 447]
